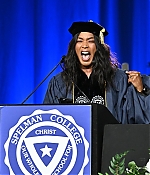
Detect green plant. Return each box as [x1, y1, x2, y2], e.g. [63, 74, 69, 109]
[98, 150, 150, 175]
[125, 161, 149, 175]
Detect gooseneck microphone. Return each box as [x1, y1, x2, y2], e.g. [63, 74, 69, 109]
[21, 56, 65, 104]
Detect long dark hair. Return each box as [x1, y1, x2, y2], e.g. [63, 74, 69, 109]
[61, 33, 118, 91]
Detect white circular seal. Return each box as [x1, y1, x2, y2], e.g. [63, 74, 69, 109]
[4, 109, 89, 175]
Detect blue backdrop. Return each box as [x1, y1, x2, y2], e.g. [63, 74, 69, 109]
[0, 0, 150, 104]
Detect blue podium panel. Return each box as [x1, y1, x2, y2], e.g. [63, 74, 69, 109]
[0, 105, 91, 175]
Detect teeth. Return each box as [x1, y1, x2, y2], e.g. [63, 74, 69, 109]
[81, 51, 90, 55]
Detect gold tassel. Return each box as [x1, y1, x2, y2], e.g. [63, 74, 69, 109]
[72, 82, 74, 103]
[100, 28, 105, 44]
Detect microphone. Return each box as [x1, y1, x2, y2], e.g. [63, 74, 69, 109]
[121, 62, 132, 86]
[121, 62, 129, 71]
[21, 56, 65, 104]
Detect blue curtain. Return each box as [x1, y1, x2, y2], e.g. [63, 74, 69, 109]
[0, 0, 150, 104]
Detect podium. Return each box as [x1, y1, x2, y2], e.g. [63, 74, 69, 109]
[0, 104, 118, 175]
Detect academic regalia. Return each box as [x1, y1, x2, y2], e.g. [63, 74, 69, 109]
[43, 69, 150, 124]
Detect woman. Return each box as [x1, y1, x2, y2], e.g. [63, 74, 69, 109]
[44, 21, 150, 124]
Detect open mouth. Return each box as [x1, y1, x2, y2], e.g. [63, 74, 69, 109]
[81, 51, 90, 61]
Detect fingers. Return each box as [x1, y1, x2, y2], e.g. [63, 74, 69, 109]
[126, 71, 140, 74]
[126, 70, 143, 92]
[126, 71, 141, 76]
[126, 71, 141, 81]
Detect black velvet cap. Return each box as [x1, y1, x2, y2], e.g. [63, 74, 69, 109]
[68, 21, 108, 37]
